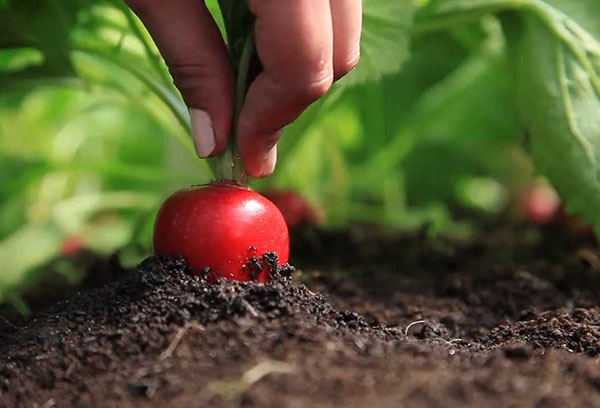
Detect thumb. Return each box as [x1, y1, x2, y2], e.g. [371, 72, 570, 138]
[126, 0, 234, 157]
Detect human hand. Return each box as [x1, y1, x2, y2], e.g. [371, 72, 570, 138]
[126, 0, 362, 178]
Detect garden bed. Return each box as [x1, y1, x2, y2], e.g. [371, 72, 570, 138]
[2, 224, 600, 407]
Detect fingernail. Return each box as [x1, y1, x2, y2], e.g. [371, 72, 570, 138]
[258, 144, 277, 178]
[190, 109, 215, 158]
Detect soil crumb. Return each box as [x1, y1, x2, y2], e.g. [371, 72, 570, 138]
[2, 225, 600, 407]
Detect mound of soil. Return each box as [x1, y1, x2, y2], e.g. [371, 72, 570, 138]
[2, 224, 600, 407]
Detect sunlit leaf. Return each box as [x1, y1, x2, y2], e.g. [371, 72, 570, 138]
[0, 223, 62, 299]
[342, 0, 416, 86]
[419, 0, 600, 232]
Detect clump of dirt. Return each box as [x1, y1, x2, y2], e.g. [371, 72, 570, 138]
[0, 254, 404, 407]
[2, 224, 600, 407]
[484, 308, 600, 356]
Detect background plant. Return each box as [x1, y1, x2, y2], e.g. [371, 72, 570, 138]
[0, 0, 598, 310]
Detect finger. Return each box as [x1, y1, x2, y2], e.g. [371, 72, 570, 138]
[126, 0, 234, 157]
[238, 0, 334, 178]
[330, 0, 362, 79]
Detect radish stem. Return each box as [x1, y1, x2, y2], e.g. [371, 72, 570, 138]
[211, 1, 255, 185]
[213, 32, 254, 185]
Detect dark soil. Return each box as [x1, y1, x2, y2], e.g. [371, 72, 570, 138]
[2, 224, 600, 407]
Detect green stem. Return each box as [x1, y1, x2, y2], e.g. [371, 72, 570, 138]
[235, 33, 255, 131]
[120, 5, 172, 88]
[211, 31, 255, 184]
[72, 46, 194, 153]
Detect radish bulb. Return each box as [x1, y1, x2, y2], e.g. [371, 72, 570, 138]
[154, 183, 289, 282]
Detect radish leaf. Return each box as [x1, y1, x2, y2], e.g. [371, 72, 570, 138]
[418, 0, 600, 233]
[343, 0, 416, 86]
[509, 14, 600, 231]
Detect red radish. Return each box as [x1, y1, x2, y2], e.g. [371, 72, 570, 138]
[262, 189, 323, 230]
[153, 182, 289, 282]
[520, 184, 561, 226]
[61, 235, 85, 257]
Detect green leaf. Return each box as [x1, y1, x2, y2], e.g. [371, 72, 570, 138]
[417, 0, 600, 232]
[342, 0, 416, 86]
[72, 47, 194, 152]
[51, 191, 159, 232]
[0, 155, 49, 190]
[0, 47, 44, 72]
[509, 15, 600, 230]
[0, 223, 63, 298]
[0, 0, 92, 74]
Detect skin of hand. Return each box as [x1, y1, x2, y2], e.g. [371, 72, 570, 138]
[126, 0, 362, 178]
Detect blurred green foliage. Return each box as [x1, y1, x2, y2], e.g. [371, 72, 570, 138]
[1, 0, 598, 308]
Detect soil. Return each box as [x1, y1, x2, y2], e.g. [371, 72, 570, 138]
[2, 223, 600, 407]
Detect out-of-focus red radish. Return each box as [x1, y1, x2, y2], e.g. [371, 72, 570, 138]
[61, 235, 85, 257]
[262, 189, 323, 230]
[519, 184, 594, 236]
[520, 184, 561, 226]
[153, 182, 289, 282]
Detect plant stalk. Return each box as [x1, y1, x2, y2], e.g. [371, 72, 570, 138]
[211, 0, 255, 186]
[211, 32, 254, 185]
